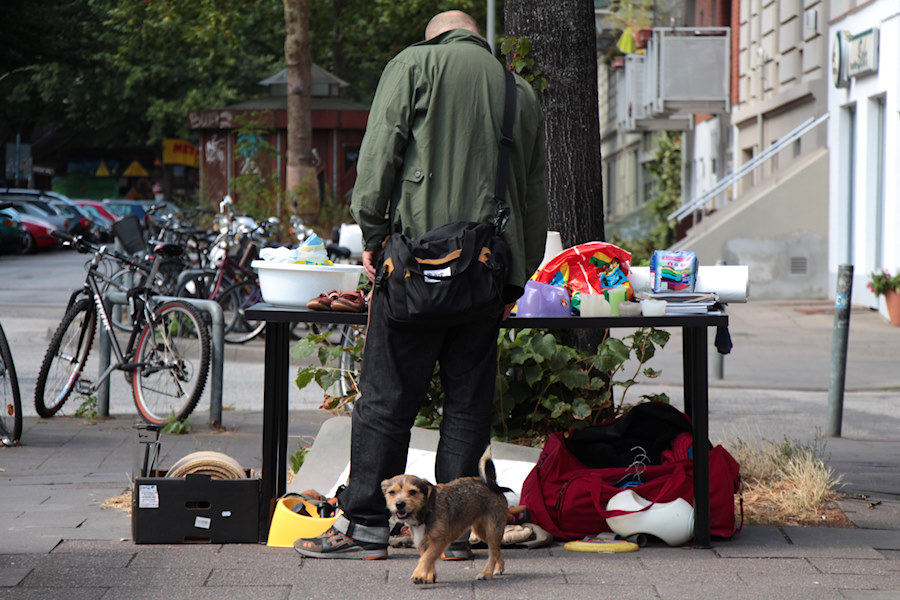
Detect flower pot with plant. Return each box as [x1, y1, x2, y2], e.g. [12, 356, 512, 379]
[867, 270, 900, 326]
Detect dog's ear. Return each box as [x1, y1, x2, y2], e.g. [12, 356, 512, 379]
[416, 479, 433, 499]
[381, 477, 395, 495]
[421, 479, 436, 510]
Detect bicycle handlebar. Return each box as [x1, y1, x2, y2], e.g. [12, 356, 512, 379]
[55, 230, 139, 266]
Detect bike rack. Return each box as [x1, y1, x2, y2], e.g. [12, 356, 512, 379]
[99, 292, 225, 427]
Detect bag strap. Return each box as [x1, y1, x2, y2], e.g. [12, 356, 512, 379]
[388, 67, 517, 235]
[589, 461, 691, 520]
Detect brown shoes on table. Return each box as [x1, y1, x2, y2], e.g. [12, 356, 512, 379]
[307, 289, 367, 313]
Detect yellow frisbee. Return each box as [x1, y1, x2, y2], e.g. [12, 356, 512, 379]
[563, 537, 639, 553]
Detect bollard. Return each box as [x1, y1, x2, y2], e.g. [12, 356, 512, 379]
[826, 264, 853, 437]
[97, 297, 112, 417]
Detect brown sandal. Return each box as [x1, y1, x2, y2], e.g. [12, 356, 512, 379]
[306, 289, 341, 311]
[331, 290, 366, 313]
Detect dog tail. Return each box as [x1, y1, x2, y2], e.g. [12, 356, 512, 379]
[478, 447, 513, 496]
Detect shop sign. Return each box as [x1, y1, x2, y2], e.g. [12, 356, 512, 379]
[847, 28, 879, 78]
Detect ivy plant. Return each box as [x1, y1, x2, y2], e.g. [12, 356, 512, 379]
[500, 36, 548, 92]
[293, 326, 670, 445]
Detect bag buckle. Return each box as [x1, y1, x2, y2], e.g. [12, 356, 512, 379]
[493, 199, 510, 234]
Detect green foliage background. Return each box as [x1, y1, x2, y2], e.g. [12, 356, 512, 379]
[1, 0, 490, 149]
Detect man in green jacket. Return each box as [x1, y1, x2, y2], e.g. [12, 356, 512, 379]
[296, 10, 548, 561]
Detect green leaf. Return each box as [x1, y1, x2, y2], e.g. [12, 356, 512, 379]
[550, 402, 571, 419]
[648, 328, 671, 347]
[532, 332, 559, 360]
[594, 337, 630, 371]
[524, 363, 544, 387]
[642, 367, 662, 379]
[558, 368, 590, 390]
[519, 37, 532, 54]
[571, 400, 593, 420]
[641, 393, 670, 404]
[291, 337, 319, 359]
[295, 368, 316, 390]
[589, 376, 608, 391]
[315, 371, 338, 391]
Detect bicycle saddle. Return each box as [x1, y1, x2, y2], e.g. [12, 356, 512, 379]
[149, 241, 184, 258]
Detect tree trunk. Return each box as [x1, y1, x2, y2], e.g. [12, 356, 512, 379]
[284, 0, 319, 211]
[505, 0, 606, 353]
[504, 0, 605, 248]
[331, 0, 346, 85]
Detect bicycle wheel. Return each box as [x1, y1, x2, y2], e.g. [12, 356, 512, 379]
[219, 280, 265, 344]
[0, 322, 22, 446]
[34, 298, 97, 418]
[175, 271, 218, 302]
[132, 300, 210, 425]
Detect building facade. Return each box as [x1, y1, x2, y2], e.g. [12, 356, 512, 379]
[188, 66, 369, 209]
[828, 0, 899, 319]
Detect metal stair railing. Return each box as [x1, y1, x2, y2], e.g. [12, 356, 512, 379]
[668, 113, 830, 223]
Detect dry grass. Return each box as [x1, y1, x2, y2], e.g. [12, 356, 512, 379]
[722, 431, 850, 527]
[99, 489, 132, 516]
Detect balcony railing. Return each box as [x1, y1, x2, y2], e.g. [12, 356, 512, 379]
[668, 113, 830, 223]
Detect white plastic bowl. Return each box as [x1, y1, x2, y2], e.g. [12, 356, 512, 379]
[251, 260, 364, 307]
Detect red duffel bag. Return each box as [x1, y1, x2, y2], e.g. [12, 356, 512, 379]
[520, 403, 741, 541]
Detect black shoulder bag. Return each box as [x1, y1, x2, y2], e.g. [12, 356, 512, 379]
[373, 69, 517, 328]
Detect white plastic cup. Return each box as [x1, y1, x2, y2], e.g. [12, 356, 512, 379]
[580, 294, 612, 317]
[539, 231, 564, 269]
[618, 302, 642, 317]
[641, 299, 667, 317]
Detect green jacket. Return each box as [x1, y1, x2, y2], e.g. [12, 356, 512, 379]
[350, 29, 548, 299]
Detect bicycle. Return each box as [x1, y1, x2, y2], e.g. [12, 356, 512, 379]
[176, 201, 277, 343]
[34, 232, 211, 425]
[0, 319, 22, 446]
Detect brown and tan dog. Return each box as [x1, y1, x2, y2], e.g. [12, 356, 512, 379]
[381, 447, 510, 584]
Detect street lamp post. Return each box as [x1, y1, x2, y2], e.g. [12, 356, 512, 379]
[1, 66, 36, 187]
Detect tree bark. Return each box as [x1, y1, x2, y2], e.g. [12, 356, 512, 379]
[331, 0, 346, 85]
[504, 0, 605, 248]
[505, 0, 606, 353]
[284, 0, 319, 209]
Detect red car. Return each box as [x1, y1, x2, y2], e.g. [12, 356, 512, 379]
[4, 207, 57, 254]
[75, 200, 120, 223]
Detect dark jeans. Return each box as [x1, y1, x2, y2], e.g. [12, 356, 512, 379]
[335, 287, 501, 542]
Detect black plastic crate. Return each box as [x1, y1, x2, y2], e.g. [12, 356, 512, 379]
[132, 472, 260, 544]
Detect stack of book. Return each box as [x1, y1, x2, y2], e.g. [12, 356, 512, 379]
[637, 292, 719, 314]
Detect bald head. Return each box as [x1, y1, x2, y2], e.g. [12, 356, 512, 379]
[425, 10, 481, 40]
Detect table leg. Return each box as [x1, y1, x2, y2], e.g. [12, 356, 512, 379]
[684, 325, 711, 548]
[259, 321, 290, 543]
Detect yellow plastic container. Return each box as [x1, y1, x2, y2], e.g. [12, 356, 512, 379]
[266, 496, 339, 548]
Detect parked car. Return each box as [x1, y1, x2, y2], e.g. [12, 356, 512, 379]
[102, 199, 148, 223]
[1, 188, 99, 239]
[47, 199, 98, 240]
[73, 200, 117, 241]
[0, 202, 27, 254]
[0, 196, 72, 236]
[0, 206, 57, 254]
